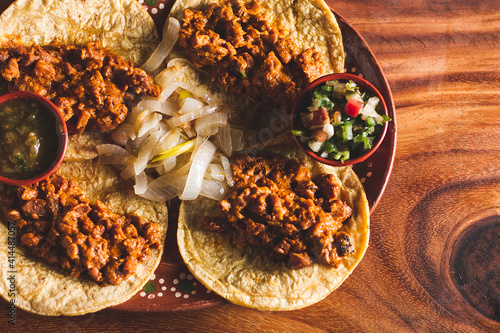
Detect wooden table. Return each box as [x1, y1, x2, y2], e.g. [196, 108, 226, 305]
[1, 0, 499, 331]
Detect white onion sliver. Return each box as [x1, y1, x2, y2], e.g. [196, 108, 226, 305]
[179, 140, 217, 200]
[206, 163, 225, 181]
[134, 171, 148, 195]
[134, 130, 161, 175]
[97, 144, 132, 157]
[138, 174, 187, 202]
[178, 97, 204, 115]
[137, 112, 161, 138]
[166, 105, 217, 128]
[158, 100, 177, 116]
[220, 155, 234, 187]
[200, 179, 228, 201]
[141, 17, 180, 73]
[213, 124, 232, 156]
[195, 112, 228, 137]
[137, 98, 162, 112]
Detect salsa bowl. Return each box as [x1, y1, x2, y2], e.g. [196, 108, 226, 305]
[291, 73, 390, 167]
[0, 91, 68, 186]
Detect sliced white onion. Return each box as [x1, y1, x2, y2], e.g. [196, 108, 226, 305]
[137, 112, 162, 138]
[158, 100, 177, 116]
[213, 123, 232, 156]
[220, 155, 234, 187]
[195, 112, 228, 137]
[134, 130, 162, 175]
[206, 163, 225, 181]
[141, 17, 180, 73]
[134, 171, 148, 195]
[200, 179, 229, 201]
[178, 97, 204, 115]
[166, 105, 217, 128]
[120, 164, 135, 180]
[138, 174, 187, 202]
[179, 139, 217, 200]
[96, 144, 131, 157]
[137, 97, 162, 112]
[176, 81, 220, 105]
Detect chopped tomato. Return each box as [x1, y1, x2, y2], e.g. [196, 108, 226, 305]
[345, 99, 363, 117]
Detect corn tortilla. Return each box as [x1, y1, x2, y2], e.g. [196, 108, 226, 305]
[178, 145, 369, 310]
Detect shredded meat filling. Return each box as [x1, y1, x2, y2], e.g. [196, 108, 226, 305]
[0, 42, 160, 133]
[199, 154, 354, 270]
[1, 173, 162, 286]
[179, 0, 325, 112]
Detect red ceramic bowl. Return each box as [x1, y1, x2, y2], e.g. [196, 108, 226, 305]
[0, 91, 68, 186]
[291, 73, 389, 167]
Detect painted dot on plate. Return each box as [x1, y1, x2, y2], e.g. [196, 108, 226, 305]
[187, 274, 193, 280]
[359, 73, 364, 78]
[360, 178, 366, 183]
[367, 172, 372, 177]
[367, 162, 373, 167]
[159, 3, 165, 9]
[158, 292, 163, 297]
[351, 67, 356, 73]
[140, 292, 146, 297]
[183, 294, 189, 299]
[175, 292, 182, 298]
[150, 274, 156, 281]
[162, 286, 167, 291]
[191, 290, 197, 295]
[173, 279, 179, 285]
[206, 289, 212, 293]
[171, 287, 176, 292]
[180, 273, 186, 279]
[151, 8, 158, 15]
[159, 278, 165, 284]
[148, 294, 155, 299]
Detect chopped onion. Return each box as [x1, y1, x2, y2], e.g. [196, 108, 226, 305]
[141, 17, 180, 73]
[179, 140, 217, 200]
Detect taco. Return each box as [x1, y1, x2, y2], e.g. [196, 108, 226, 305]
[178, 144, 370, 310]
[0, 0, 161, 162]
[0, 160, 168, 316]
[0, 0, 169, 315]
[169, 0, 345, 113]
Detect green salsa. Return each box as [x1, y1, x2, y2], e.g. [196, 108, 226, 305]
[0, 98, 62, 180]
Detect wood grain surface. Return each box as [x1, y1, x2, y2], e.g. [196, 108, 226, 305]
[0, 0, 499, 332]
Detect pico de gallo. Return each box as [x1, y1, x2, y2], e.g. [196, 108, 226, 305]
[293, 79, 391, 162]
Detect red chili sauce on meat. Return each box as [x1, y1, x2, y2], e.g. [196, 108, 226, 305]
[0, 42, 160, 133]
[1, 173, 162, 286]
[200, 154, 355, 270]
[179, 0, 325, 112]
